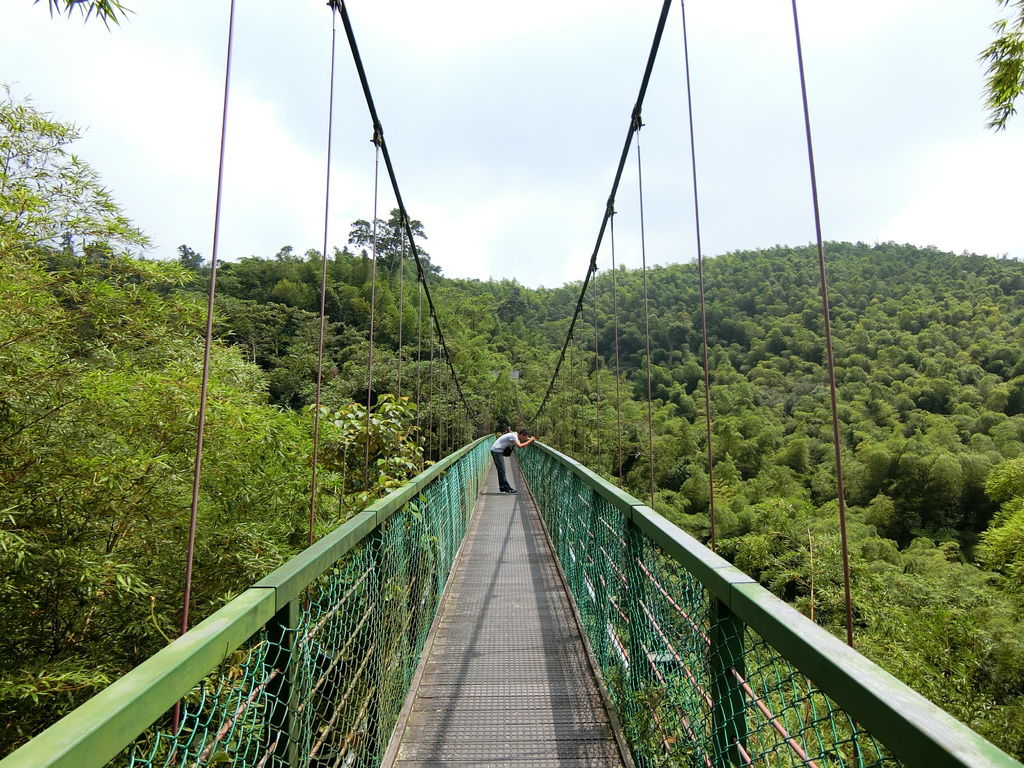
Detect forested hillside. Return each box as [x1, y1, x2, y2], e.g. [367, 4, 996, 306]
[3, 92, 1024, 757]
[174, 234, 1024, 755]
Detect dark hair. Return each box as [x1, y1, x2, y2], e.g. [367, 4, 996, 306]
[517, 430, 531, 438]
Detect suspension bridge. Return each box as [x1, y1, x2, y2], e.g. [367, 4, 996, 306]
[2, 0, 1022, 767]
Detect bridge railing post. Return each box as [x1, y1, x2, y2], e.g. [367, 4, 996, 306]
[710, 598, 747, 768]
[587, 488, 609, 666]
[265, 595, 301, 767]
[364, 525, 389, 765]
[624, 518, 649, 693]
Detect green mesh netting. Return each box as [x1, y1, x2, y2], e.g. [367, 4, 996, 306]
[519, 447, 898, 768]
[126, 441, 488, 768]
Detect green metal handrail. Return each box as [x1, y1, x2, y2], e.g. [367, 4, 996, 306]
[518, 441, 1021, 768]
[0, 437, 492, 768]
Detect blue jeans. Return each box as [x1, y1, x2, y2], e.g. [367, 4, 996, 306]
[490, 450, 512, 491]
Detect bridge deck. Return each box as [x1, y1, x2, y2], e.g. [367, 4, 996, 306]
[384, 459, 628, 768]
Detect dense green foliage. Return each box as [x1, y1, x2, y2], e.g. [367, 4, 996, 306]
[0, 95, 425, 751]
[3, 90, 1024, 759]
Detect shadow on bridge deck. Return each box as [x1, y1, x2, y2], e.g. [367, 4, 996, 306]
[382, 459, 631, 768]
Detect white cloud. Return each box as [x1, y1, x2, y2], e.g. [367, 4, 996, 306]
[2, 0, 1021, 286]
[879, 136, 1024, 258]
[417, 180, 596, 287]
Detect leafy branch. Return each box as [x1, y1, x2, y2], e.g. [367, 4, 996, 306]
[33, 0, 131, 27]
[981, 0, 1024, 130]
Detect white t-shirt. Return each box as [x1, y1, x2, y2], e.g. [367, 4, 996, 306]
[491, 432, 518, 452]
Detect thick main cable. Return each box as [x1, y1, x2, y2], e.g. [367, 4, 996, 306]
[679, 0, 717, 550]
[337, 1, 476, 427]
[791, 0, 854, 647]
[309, 2, 340, 546]
[525, 0, 673, 424]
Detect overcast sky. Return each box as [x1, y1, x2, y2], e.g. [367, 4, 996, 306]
[2, 1, 1022, 288]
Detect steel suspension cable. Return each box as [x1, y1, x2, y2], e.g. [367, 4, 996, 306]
[790, 0, 854, 647]
[443, 366, 452, 455]
[427, 328, 435, 460]
[514, 372, 524, 427]
[569, 338, 577, 455]
[579, 332, 586, 458]
[679, 0, 717, 551]
[446, 396, 453, 454]
[635, 122, 656, 508]
[415, 274, 423, 466]
[337, 1, 477, 426]
[309, 1, 340, 547]
[175, 0, 236, 731]
[593, 265, 602, 471]
[396, 216, 406, 398]
[180, 0, 236, 641]
[364, 134, 381, 488]
[610, 210, 623, 479]
[525, 0, 673, 424]
[438, 364, 445, 457]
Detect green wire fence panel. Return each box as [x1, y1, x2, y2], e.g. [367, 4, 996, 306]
[1, 438, 491, 768]
[518, 443, 1021, 768]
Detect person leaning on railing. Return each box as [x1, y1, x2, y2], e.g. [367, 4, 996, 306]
[489, 429, 535, 494]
